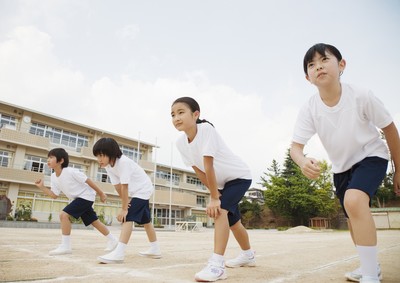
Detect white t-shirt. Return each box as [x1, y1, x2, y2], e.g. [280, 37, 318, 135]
[176, 123, 252, 189]
[292, 83, 392, 173]
[105, 155, 154, 200]
[51, 167, 95, 201]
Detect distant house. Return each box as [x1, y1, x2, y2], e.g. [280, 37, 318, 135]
[244, 188, 265, 205]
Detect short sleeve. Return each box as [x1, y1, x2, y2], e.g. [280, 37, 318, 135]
[199, 124, 219, 157]
[292, 103, 316, 145]
[364, 91, 393, 129]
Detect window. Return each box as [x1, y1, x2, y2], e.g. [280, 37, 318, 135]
[154, 208, 183, 226]
[156, 170, 180, 185]
[24, 155, 51, 175]
[96, 168, 110, 183]
[196, 195, 207, 208]
[0, 151, 10, 167]
[29, 123, 89, 150]
[120, 145, 142, 161]
[187, 176, 206, 190]
[0, 114, 17, 129]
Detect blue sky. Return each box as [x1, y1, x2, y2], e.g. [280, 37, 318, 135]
[1, 0, 399, 188]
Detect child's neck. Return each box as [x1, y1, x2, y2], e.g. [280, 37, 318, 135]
[54, 167, 63, 177]
[318, 82, 342, 107]
[185, 125, 198, 143]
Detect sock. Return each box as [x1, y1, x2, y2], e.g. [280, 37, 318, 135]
[242, 249, 254, 258]
[149, 241, 160, 252]
[61, 235, 71, 248]
[113, 242, 127, 256]
[210, 253, 225, 265]
[106, 232, 117, 241]
[356, 245, 379, 279]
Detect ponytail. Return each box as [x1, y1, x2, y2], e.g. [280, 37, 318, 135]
[197, 118, 214, 127]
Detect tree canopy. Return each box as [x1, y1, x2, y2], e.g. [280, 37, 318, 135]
[261, 149, 339, 226]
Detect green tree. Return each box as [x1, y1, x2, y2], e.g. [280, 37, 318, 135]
[374, 131, 399, 207]
[262, 149, 338, 226]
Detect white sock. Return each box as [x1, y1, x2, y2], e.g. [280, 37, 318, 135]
[356, 245, 379, 279]
[106, 233, 117, 241]
[61, 235, 71, 248]
[150, 241, 160, 251]
[241, 249, 254, 258]
[210, 253, 225, 265]
[113, 242, 127, 256]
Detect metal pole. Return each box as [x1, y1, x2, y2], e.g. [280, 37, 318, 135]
[151, 138, 157, 225]
[137, 131, 141, 163]
[169, 142, 173, 229]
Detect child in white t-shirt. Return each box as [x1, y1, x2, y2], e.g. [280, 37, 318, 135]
[93, 137, 161, 264]
[290, 43, 400, 283]
[171, 97, 255, 282]
[35, 148, 118, 256]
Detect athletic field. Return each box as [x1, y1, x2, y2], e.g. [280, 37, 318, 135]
[1, 226, 399, 282]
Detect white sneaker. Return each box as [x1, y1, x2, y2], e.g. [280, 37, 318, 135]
[97, 250, 124, 264]
[194, 261, 227, 282]
[49, 245, 72, 256]
[139, 249, 162, 259]
[225, 252, 256, 268]
[360, 276, 380, 283]
[104, 239, 118, 252]
[345, 264, 382, 282]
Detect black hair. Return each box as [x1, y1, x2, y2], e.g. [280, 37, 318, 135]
[303, 43, 342, 75]
[48, 148, 69, 168]
[172, 97, 214, 127]
[92, 137, 122, 164]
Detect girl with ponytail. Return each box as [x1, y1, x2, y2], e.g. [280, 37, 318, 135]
[171, 97, 255, 282]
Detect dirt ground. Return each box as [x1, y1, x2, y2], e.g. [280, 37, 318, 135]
[0, 226, 399, 283]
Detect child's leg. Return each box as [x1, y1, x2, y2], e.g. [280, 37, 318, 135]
[143, 222, 157, 242]
[91, 219, 111, 236]
[91, 219, 118, 251]
[347, 219, 356, 245]
[119, 221, 134, 244]
[230, 220, 251, 251]
[344, 189, 376, 246]
[139, 223, 161, 258]
[59, 211, 72, 236]
[344, 189, 379, 279]
[213, 209, 230, 255]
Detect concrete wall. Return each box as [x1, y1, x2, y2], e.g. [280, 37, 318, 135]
[372, 210, 400, 229]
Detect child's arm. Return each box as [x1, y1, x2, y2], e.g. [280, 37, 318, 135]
[290, 142, 321, 180]
[197, 156, 221, 219]
[116, 184, 129, 223]
[34, 178, 58, 199]
[114, 184, 122, 197]
[86, 178, 107, 203]
[382, 122, 400, 195]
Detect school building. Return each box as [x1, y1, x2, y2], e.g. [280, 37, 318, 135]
[0, 100, 211, 227]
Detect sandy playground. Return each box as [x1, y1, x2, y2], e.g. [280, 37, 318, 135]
[0, 226, 399, 283]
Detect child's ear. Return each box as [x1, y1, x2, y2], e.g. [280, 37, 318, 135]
[194, 110, 200, 119]
[305, 74, 311, 82]
[339, 59, 346, 73]
[59, 158, 64, 165]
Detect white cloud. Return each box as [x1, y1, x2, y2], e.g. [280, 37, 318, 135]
[116, 24, 140, 41]
[0, 25, 307, 188]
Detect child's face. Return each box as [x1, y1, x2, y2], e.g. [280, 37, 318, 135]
[171, 102, 199, 132]
[47, 155, 61, 169]
[96, 154, 111, 168]
[305, 51, 345, 87]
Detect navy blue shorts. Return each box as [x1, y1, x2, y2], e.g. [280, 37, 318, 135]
[219, 179, 252, 227]
[63, 198, 98, 226]
[125, 198, 151, 225]
[333, 156, 388, 218]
